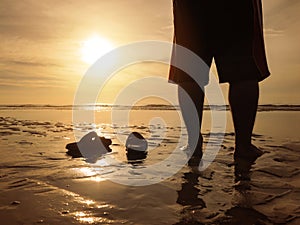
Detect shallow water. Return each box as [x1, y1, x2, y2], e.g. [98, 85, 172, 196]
[0, 106, 299, 224]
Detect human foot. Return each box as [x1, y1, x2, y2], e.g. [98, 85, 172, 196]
[234, 144, 263, 162]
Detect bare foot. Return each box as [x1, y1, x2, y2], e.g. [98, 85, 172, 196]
[234, 144, 264, 162]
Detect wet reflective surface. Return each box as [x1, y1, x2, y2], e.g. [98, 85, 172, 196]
[0, 109, 299, 224]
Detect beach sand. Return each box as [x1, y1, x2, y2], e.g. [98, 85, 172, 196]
[0, 107, 299, 224]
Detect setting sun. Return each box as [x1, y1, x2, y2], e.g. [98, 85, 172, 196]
[81, 35, 114, 64]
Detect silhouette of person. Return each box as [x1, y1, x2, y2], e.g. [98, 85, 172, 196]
[169, 0, 270, 161]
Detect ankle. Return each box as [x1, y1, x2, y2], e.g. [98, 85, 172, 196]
[235, 142, 252, 150]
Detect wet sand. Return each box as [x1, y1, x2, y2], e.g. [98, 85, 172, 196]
[0, 108, 299, 224]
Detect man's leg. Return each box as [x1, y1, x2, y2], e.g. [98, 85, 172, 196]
[229, 80, 263, 160]
[178, 82, 205, 157]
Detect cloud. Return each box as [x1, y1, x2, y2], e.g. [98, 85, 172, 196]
[0, 0, 299, 104]
[0, 66, 71, 89]
[2, 60, 62, 68]
[264, 0, 300, 34]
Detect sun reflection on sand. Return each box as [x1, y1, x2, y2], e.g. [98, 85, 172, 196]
[83, 200, 95, 206]
[71, 198, 116, 224]
[89, 176, 106, 182]
[75, 211, 87, 217]
[76, 163, 109, 182]
[74, 211, 95, 224]
[78, 167, 97, 177]
[74, 211, 114, 224]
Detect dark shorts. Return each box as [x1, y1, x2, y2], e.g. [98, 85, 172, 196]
[169, 0, 270, 85]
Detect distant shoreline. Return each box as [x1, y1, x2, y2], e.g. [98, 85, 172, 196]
[0, 104, 300, 112]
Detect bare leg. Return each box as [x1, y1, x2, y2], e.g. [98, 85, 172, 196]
[229, 80, 262, 160]
[178, 82, 204, 157]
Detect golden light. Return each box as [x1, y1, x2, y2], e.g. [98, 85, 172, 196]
[81, 35, 114, 64]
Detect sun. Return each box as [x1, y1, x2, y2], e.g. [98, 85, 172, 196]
[81, 35, 114, 64]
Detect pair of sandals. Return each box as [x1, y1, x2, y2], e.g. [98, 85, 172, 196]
[66, 131, 148, 163]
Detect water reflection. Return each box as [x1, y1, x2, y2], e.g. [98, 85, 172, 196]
[176, 172, 205, 207]
[73, 211, 112, 224]
[223, 206, 269, 225]
[234, 158, 253, 185]
[175, 156, 206, 225]
[70, 196, 115, 224]
[126, 149, 148, 164]
[225, 159, 269, 224]
[175, 156, 269, 224]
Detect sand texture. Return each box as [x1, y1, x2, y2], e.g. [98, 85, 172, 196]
[0, 109, 299, 225]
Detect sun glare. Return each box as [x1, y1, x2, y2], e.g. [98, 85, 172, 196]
[81, 35, 114, 64]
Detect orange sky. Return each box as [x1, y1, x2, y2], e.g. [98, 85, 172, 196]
[0, 0, 299, 105]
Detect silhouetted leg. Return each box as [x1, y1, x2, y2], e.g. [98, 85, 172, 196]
[178, 82, 204, 157]
[229, 80, 262, 160]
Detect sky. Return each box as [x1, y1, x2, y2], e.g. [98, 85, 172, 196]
[0, 0, 299, 105]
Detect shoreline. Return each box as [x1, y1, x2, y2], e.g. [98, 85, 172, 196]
[0, 110, 299, 224]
